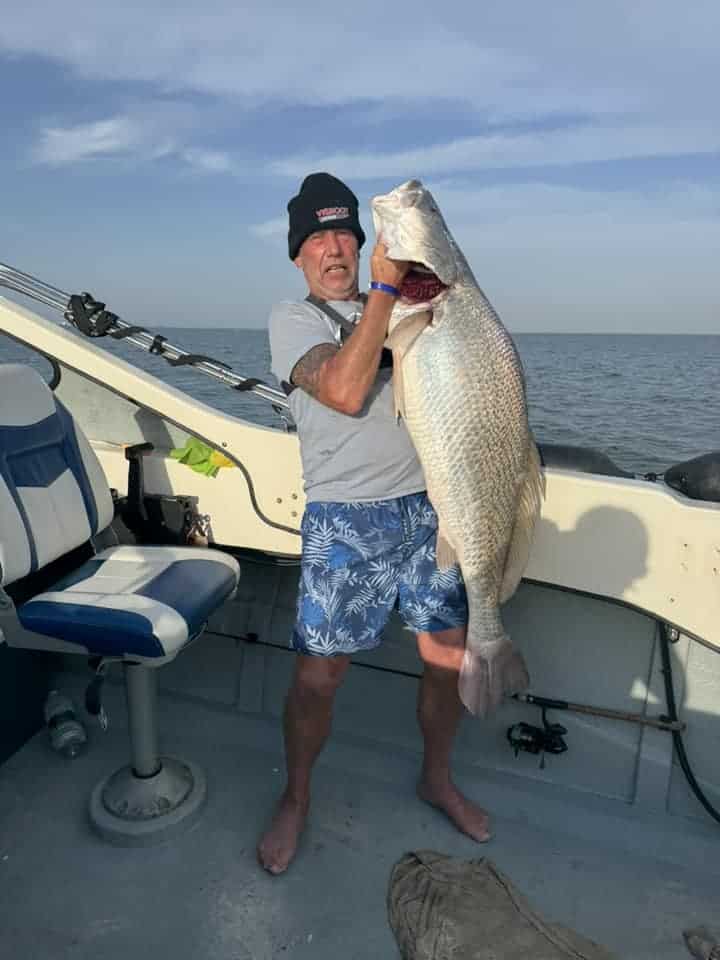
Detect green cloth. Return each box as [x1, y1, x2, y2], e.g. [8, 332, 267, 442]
[169, 437, 233, 478]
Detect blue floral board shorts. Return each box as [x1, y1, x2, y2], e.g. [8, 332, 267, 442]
[292, 492, 468, 656]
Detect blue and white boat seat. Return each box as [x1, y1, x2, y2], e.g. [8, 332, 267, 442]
[0, 363, 239, 660]
[0, 361, 240, 843]
[17, 546, 240, 663]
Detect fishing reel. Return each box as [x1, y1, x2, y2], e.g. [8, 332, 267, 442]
[507, 706, 568, 769]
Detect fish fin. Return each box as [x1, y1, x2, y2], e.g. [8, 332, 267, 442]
[385, 310, 431, 357]
[391, 348, 406, 420]
[386, 311, 432, 421]
[499, 442, 545, 604]
[458, 638, 530, 718]
[436, 525, 458, 570]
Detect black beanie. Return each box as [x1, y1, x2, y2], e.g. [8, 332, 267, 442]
[287, 172, 366, 260]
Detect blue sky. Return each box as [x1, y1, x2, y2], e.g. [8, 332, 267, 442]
[1, 2, 718, 332]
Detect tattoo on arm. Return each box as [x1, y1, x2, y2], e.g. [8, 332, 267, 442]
[290, 344, 339, 399]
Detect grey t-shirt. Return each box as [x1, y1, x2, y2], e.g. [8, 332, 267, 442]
[268, 297, 426, 503]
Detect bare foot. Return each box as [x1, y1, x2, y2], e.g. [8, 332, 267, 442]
[257, 793, 309, 875]
[418, 780, 492, 843]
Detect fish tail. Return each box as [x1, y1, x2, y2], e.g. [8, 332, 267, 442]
[458, 636, 529, 718]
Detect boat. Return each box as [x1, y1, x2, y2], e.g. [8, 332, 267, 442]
[1, 262, 719, 959]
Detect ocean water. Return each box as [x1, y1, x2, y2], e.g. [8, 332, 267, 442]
[1, 324, 718, 476]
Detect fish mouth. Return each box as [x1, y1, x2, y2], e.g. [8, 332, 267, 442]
[399, 265, 448, 304]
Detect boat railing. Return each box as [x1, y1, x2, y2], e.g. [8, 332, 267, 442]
[0, 261, 293, 422]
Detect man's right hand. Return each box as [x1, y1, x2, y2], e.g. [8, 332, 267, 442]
[370, 239, 409, 292]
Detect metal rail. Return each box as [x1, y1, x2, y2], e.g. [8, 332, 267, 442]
[0, 262, 290, 411]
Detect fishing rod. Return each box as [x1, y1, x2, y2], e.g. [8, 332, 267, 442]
[0, 262, 290, 413]
[511, 692, 686, 733]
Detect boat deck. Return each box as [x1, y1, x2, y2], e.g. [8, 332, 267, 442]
[1, 670, 718, 960]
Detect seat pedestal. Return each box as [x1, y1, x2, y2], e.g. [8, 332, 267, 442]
[88, 663, 206, 845]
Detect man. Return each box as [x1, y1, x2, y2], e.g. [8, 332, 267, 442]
[259, 172, 489, 875]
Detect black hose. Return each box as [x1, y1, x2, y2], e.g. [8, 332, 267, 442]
[658, 621, 720, 826]
[206, 629, 424, 680]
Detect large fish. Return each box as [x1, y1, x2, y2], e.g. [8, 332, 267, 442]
[371, 179, 544, 717]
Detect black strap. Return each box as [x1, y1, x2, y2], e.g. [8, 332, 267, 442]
[306, 295, 393, 369]
[166, 354, 231, 368]
[305, 293, 361, 339]
[233, 377, 263, 392]
[283, 295, 393, 397]
[109, 325, 147, 340]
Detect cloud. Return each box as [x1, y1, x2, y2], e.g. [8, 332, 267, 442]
[3, 1, 717, 334]
[249, 216, 287, 239]
[7, 1, 719, 198]
[31, 107, 238, 175]
[0, 6, 527, 109]
[182, 148, 234, 174]
[32, 116, 143, 166]
[271, 123, 720, 181]
[1, 1, 717, 124]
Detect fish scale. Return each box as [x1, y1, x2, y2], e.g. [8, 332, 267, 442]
[372, 180, 544, 717]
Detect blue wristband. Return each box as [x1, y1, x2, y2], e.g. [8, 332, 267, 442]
[370, 281, 400, 297]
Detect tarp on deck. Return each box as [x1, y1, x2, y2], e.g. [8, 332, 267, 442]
[388, 851, 616, 960]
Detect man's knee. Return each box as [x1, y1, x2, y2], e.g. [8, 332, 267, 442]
[417, 626, 467, 673]
[294, 654, 351, 699]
